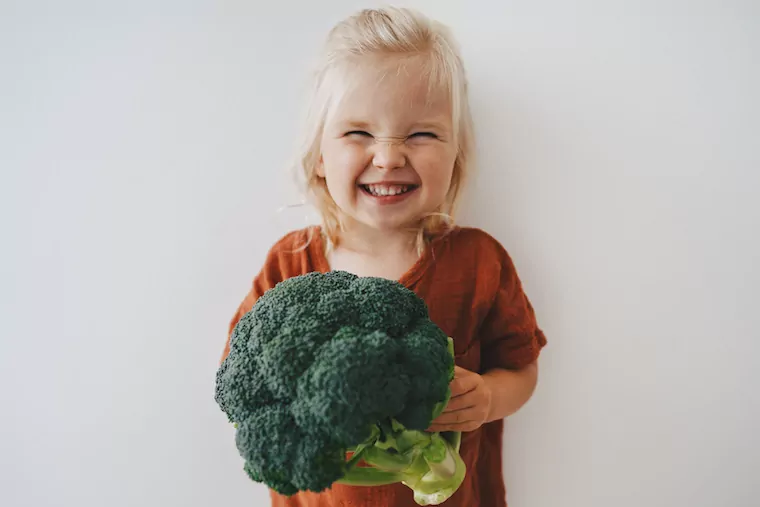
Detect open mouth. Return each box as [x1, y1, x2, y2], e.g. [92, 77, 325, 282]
[359, 183, 419, 197]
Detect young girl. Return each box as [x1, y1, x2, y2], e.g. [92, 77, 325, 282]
[221, 7, 546, 507]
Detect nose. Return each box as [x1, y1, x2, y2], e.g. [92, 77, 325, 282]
[371, 139, 406, 172]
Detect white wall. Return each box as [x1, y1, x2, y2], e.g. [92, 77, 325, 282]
[2, 1, 758, 506]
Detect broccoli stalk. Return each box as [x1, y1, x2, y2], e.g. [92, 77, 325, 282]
[335, 338, 465, 504]
[338, 417, 466, 505]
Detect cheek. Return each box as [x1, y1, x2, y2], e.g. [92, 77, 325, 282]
[413, 147, 456, 192]
[322, 144, 368, 183]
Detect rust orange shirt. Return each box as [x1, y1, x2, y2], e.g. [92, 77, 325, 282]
[221, 226, 547, 507]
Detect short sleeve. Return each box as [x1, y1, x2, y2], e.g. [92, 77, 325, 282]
[480, 246, 547, 371]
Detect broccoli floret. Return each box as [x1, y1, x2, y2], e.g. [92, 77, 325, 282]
[215, 271, 465, 504]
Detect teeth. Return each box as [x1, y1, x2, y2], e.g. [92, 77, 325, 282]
[365, 184, 410, 196]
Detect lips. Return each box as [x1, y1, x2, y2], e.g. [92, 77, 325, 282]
[360, 183, 417, 196]
[358, 182, 420, 203]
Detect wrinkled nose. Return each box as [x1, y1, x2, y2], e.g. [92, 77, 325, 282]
[371, 138, 406, 172]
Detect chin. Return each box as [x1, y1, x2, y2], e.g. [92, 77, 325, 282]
[363, 216, 420, 232]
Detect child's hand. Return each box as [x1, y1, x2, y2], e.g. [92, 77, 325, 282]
[427, 366, 492, 433]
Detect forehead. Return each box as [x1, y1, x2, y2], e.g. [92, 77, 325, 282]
[328, 56, 452, 124]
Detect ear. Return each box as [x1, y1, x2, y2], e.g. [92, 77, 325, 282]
[316, 155, 325, 178]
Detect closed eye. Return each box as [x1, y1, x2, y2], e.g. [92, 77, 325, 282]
[409, 132, 438, 139]
[345, 130, 373, 138]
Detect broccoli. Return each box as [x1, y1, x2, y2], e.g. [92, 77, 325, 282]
[215, 270, 466, 505]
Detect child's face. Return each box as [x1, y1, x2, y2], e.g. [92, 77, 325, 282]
[319, 58, 457, 234]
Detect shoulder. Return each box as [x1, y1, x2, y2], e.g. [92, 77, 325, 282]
[433, 226, 523, 298]
[266, 227, 317, 256]
[439, 226, 514, 269]
[260, 226, 323, 279]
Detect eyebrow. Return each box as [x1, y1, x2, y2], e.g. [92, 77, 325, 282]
[338, 120, 373, 130]
[410, 121, 449, 131]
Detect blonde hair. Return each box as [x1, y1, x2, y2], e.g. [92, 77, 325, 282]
[294, 6, 475, 253]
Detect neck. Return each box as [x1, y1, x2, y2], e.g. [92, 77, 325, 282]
[338, 221, 418, 258]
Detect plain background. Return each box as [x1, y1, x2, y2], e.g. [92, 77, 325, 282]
[2, 1, 758, 506]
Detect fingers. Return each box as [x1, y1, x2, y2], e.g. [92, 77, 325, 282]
[449, 375, 479, 397]
[428, 367, 489, 433]
[441, 394, 475, 412]
[433, 408, 476, 425]
[428, 420, 481, 433]
[429, 402, 483, 432]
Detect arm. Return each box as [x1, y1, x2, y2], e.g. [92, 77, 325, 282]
[478, 239, 545, 422]
[482, 361, 538, 423]
[429, 235, 546, 432]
